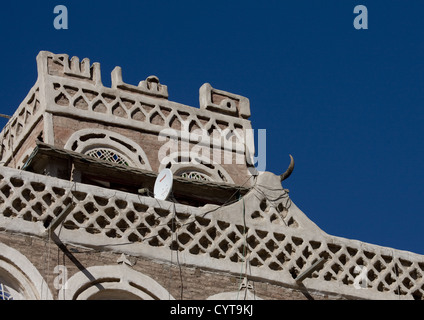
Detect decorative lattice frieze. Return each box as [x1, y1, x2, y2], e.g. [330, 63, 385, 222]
[0, 166, 423, 300]
[49, 81, 248, 152]
[0, 85, 42, 165]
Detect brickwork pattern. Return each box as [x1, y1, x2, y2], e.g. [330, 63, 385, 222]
[0, 232, 337, 300]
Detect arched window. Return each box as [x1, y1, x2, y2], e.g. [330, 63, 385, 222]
[159, 152, 234, 184]
[179, 170, 211, 182]
[0, 283, 13, 300]
[64, 129, 152, 170]
[85, 148, 131, 167]
[60, 265, 174, 300]
[0, 243, 52, 300]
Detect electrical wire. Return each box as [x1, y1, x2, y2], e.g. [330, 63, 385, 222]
[392, 250, 401, 299]
[236, 196, 248, 300]
[0, 170, 258, 301]
[171, 197, 184, 299]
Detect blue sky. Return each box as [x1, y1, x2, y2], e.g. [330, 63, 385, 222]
[0, 1, 423, 254]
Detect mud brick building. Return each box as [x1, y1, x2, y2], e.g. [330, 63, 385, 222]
[0, 51, 423, 300]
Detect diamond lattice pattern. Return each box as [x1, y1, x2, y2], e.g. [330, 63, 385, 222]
[0, 168, 423, 300]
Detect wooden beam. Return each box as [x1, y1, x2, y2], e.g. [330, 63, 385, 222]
[295, 257, 326, 283]
[44, 202, 76, 235]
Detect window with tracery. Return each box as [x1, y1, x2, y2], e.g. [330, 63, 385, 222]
[0, 283, 13, 300]
[160, 153, 235, 184]
[180, 171, 211, 182]
[85, 148, 131, 167]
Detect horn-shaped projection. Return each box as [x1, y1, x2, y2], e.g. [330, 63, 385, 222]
[280, 154, 295, 182]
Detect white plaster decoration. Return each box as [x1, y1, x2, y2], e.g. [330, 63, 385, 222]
[40, 51, 251, 154]
[0, 242, 53, 300]
[117, 253, 133, 267]
[111, 66, 169, 99]
[64, 128, 151, 170]
[207, 291, 262, 300]
[0, 51, 253, 188]
[199, 83, 251, 119]
[206, 277, 263, 300]
[0, 85, 43, 166]
[158, 152, 235, 184]
[180, 171, 211, 182]
[60, 264, 174, 300]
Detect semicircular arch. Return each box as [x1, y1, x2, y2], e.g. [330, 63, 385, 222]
[64, 128, 152, 170]
[60, 264, 174, 300]
[158, 151, 234, 183]
[0, 242, 53, 300]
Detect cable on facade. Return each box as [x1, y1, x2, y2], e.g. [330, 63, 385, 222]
[392, 250, 401, 299]
[170, 197, 184, 299]
[45, 227, 52, 296]
[252, 185, 291, 226]
[0, 170, 258, 300]
[57, 174, 255, 248]
[236, 196, 249, 300]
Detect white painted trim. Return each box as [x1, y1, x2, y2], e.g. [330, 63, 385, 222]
[0, 242, 53, 300]
[64, 128, 152, 170]
[60, 264, 174, 300]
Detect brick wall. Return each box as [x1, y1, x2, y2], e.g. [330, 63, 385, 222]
[51, 114, 252, 185]
[0, 231, 342, 300]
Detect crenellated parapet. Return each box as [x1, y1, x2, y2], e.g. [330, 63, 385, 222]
[36, 50, 250, 117]
[111, 66, 168, 99]
[38, 52, 102, 85]
[0, 51, 254, 179]
[35, 51, 250, 119]
[200, 83, 250, 119]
